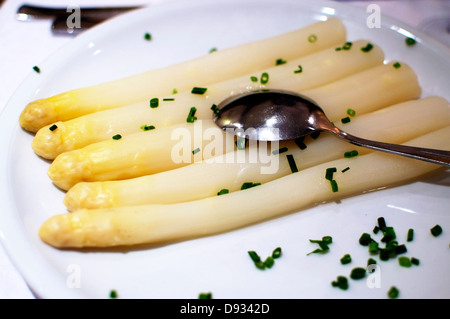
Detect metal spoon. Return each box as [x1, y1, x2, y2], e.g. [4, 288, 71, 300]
[213, 89, 450, 166]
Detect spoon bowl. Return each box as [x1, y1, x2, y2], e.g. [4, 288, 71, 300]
[214, 89, 450, 166]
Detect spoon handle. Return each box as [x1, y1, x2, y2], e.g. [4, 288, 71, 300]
[333, 130, 450, 167]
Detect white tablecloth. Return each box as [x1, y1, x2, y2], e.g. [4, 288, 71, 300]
[0, 0, 448, 299]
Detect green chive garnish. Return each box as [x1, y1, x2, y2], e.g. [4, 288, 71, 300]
[235, 137, 246, 150]
[210, 104, 220, 115]
[276, 58, 287, 65]
[272, 147, 288, 155]
[307, 236, 332, 255]
[294, 65, 303, 74]
[341, 167, 350, 173]
[430, 224, 442, 237]
[411, 257, 420, 266]
[241, 182, 261, 190]
[217, 189, 229, 196]
[294, 137, 307, 150]
[393, 62, 401, 69]
[112, 134, 122, 140]
[272, 247, 282, 259]
[330, 179, 339, 192]
[340, 254, 352, 265]
[331, 276, 349, 290]
[325, 167, 337, 181]
[109, 290, 118, 298]
[172, 88, 178, 94]
[250, 76, 258, 82]
[407, 228, 414, 242]
[361, 43, 374, 52]
[32, 66, 40, 73]
[49, 124, 58, 131]
[308, 34, 317, 43]
[342, 41, 352, 50]
[341, 116, 351, 124]
[150, 98, 159, 108]
[350, 267, 366, 280]
[186, 107, 197, 123]
[286, 154, 298, 173]
[344, 150, 359, 158]
[162, 98, 175, 101]
[405, 37, 416, 46]
[263, 256, 275, 268]
[398, 256, 412, 268]
[260, 72, 269, 85]
[388, 286, 399, 298]
[209, 47, 217, 53]
[140, 124, 155, 131]
[347, 108, 356, 117]
[199, 292, 212, 299]
[192, 147, 200, 155]
[144, 32, 151, 41]
[359, 233, 374, 246]
[191, 87, 207, 95]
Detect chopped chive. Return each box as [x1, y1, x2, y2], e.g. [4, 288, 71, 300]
[272, 147, 288, 155]
[330, 179, 339, 192]
[359, 233, 373, 246]
[191, 87, 207, 95]
[341, 116, 351, 124]
[361, 43, 374, 52]
[368, 241, 379, 254]
[373, 225, 380, 234]
[248, 251, 261, 263]
[344, 150, 359, 158]
[294, 137, 307, 150]
[395, 244, 407, 255]
[235, 137, 247, 150]
[140, 124, 155, 131]
[335, 47, 342, 51]
[350, 267, 366, 280]
[32, 66, 40, 73]
[346, 108, 356, 117]
[198, 292, 212, 299]
[286, 154, 298, 173]
[192, 147, 200, 155]
[150, 98, 159, 108]
[342, 41, 352, 50]
[260, 72, 269, 85]
[250, 75, 258, 82]
[217, 189, 229, 196]
[209, 47, 217, 53]
[112, 134, 122, 140]
[293, 65, 303, 74]
[307, 236, 332, 255]
[398, 256, 412, 267]
[49, 124, 58, 131]
[340, 254, 352, 265]
[430, 224, 442, 237]
[162, 98, 175, 101]
[272, 247, 282, 259]
[331, 276, 349, 290]
[275, 58, 287, 65]
[241, 182, 261, 190]
[263, 256, 275, 268]
[308, 34, 317, 43]
[186, 107, 197, 123]
[381, 226, 396, 243]
[377, 217, 387, 229]
[325, 167, 337, 181]
[310, 131, 321, 139]
[144, 32, 152, 41]
[405, 37, 416, 46]
[367, 258, 377, 266]
[109, 290, 118, 299]
[388, 286, 399, 299]
[411, 257, 420, 266]
[407, 228, 414, 242]
[210, 104, 220, 115]
[172, 88, 178, 94]
[341, 167, 350, 173]
[393, 62, 401, 69]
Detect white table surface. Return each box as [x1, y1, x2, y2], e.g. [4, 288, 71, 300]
[0, 0, 449, 299]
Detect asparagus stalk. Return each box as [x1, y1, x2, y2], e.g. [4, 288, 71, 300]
[31, 40, 384, 159]
[47, 62, 421, 190]
[63, 96, 450, 210]
[20, 18, 346, 133]
[39, 126, 450, 248]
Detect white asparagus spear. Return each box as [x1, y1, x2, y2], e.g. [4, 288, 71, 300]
[19, 18, 346, 133]
[39, 126, 450, 248]
[47, 62, 421, 190]
[32, 40, 384, 159]
[63, 96, 450, 210]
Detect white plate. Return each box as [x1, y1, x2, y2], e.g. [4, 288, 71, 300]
[1, 0, 449, 299]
